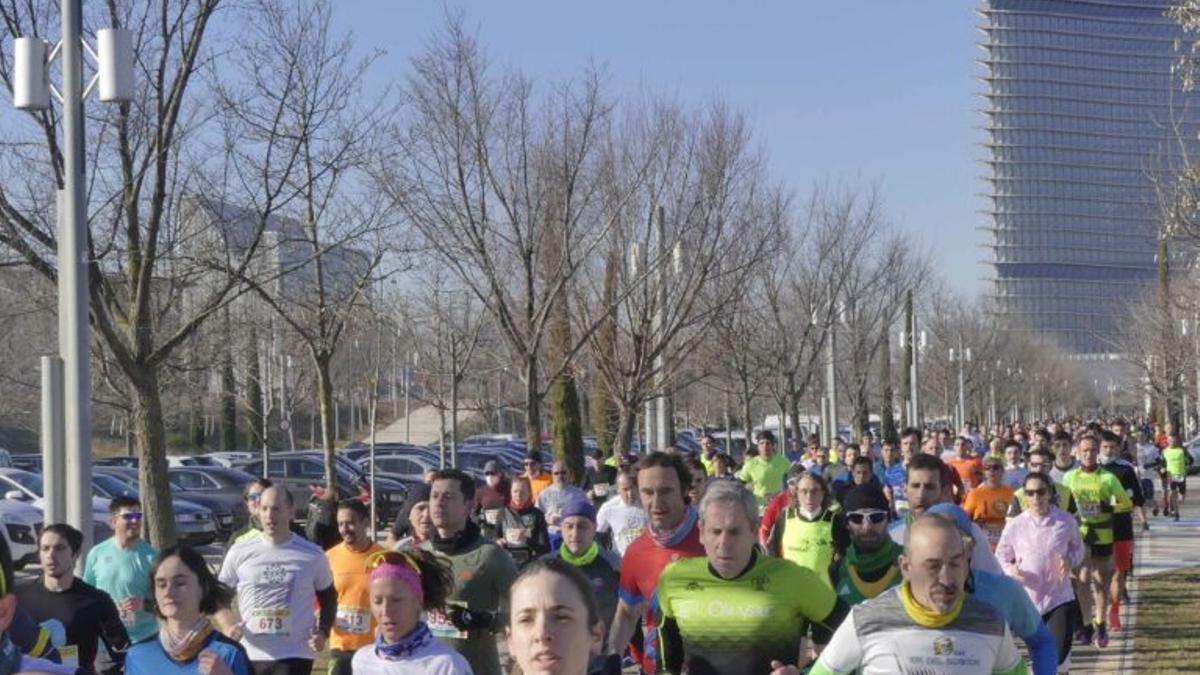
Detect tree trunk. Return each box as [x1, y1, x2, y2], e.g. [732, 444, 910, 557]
[220, 351, 238, 452]
[880, 326, 897, 443]
[245, 330, 265, 451]
[787, 371, 803, 446]
[133, 368, 178, 549]
[741, 382, 754, 458]
[613, 403, 637, 456]
[524, 355, 542, 453]
[315, 352, 337, 493]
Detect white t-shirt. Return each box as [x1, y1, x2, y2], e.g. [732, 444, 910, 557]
[350, 640, 473, 675]
[218, 533, 335, 661]
[595, 497, 648, 557]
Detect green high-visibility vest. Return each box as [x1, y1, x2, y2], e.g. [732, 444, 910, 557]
[780, 510, 835, 588]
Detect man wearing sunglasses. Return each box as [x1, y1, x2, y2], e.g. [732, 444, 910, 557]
[535, 460, 587, 536]
[83, 496, 158, 646]
[962, 455, 1015, 551]
[830, 486, 903, 607]
[522, 450, 552, 501]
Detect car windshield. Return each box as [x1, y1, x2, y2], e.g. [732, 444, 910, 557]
[94, 474, 138, 499]
[5, 471, 43, 497]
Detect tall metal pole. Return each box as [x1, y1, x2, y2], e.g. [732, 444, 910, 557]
[826, 314, 839, 444]
[654, 206, 670, 452]
[60, 0, 93, 558]
[41, 356, 66, 526]
[723, 391, 732, 455]
[404, 358, 412, 444]
[956, 336, 966, 433]
[450, 339, 458, 468]
[910, 306, 920, 429]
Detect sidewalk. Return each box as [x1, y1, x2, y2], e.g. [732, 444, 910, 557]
[1069, 494, 1200, 673]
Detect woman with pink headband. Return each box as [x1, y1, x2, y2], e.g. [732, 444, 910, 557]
[349, 549, 471, 674]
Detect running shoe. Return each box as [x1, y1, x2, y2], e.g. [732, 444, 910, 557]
[1077, 624, 1094, 646]
[1095, 622, 1109, 648]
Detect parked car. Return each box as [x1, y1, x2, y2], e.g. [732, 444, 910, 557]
[9, 454, 41, 472]
[0, 468, 112, 543]
[235, 453, 408, 525]
[90, 473, 218, 546]
[165, 467, 255, 531]
[94, 456, 138, 468]
[97, 466, 244, 537]
[342, 444, 430, 464]
[354, 453, 438, 483]
[0, 500, 42, 569]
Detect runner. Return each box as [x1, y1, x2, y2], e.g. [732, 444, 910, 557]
[606, 452, 705, 673]
[1048, 432, 1077, 484]
[655, 481, 849, 675]
[387, 483, 433, 550]
[736, 430, 790, 508]
[217, 485, 337, 675]
[832, 456, 879, 504]
[1161, 433, 1193, 521]
[765, 468, 848, 588]
[124, 545, 250, 675]
[325, 500, 384, 675]
[83, 496, 158, 645]
[535, 461, 588, 537]
[227, 478, 270, 548]
[810, 515, 1028, 675]
[1061, 433, 1131, 648]
[522, 451, 553, 501]
[506, 559, 608, 675]
[961, 455, 1014, 550]
[595, 469, 647, 557]
[348, 549, 470, 675]
[496, 476, 551, 566]
[697, 434, 718, 476]
[1001, 440, 1028, 490]
[995, 472, 1084, 672]
[887, 454, 1004, 575]
[1008, 449, 1075, 516]
[420, 468, 518, 675]
[947, 436, 984, 490]
[16, 524, 129, 673]
[541, 497, 621, 639]
[829, 486, 903, 607]
[1098, 431, 1146, 629]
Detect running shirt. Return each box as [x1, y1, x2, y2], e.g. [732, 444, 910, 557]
[595, 497, 647, 557]
[326, 541, 384, 652]
[948, 457, 984, 490]
[618, 523, 705, 673]
[810, 586, 1027, 675]
[1163, 446, 1191, 480]
[15, 578, 129, 672]
[655, 554, 838, 675]
[83, 538, 158, 642]
[1102, 460, 1143, 543]
[961, 485, 1014, 550]
[218, 533, 335, 661]
[1061, 468, 1131, 548]
[735, 454, 791, 506]
[124, 629, 251, 675]
[349, 638, 472, 675]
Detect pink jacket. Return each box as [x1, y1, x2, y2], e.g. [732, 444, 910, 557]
[995, 506, 1085, 614]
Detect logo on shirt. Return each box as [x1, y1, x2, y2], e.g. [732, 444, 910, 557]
[685, 581, 703, 591]
[261, 562, 289, 586]
[750, 575, 768, 592]
[932, 636, 954, 656]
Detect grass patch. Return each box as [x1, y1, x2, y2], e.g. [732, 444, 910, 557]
[1134, 566, 1200, 673]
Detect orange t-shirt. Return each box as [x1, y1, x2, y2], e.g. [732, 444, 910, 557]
[948, 456, 984, 490]
[963, 484, 1015, 550]
[326, 540, 384, 651]
[528, 472, 553, 501]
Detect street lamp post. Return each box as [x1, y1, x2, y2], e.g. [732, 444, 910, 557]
[949, 338, 971, 434]
[15, 5, 133, 558]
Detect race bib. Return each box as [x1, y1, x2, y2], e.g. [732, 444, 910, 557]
[483, 509, 501, 526]
[426, 609, 467, 640]
[247, 607, 292, 636]
[60, 645, 78, 669]
[593, 483, 610, 498]
[335, 606, 370, 634]
[507, 527, 528, 545]
[1079, 502, 1101, 518]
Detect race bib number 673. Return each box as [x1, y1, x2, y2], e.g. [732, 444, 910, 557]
[248, 607, 291, 636]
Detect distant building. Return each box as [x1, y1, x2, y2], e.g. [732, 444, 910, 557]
[979, 0, 1200, 355]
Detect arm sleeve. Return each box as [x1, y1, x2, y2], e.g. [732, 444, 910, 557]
[7, 606, 61, 662]
[809, 611, 862, 675]
[617, 555, 644, 608]
[491, 546, 520, 619]
[1066, 519, 1086, 568]
[217, 546, 239, 586]
[656, 596, 684, 675]
[810, 597, 850, 646]
[832, 515, 850, 558]
[969, 523, 1005, 576]
[1127, 467, 1146, 507]
[531, 512, 551, 557]
[98, 594, 132, 657]
[1023, 621, 1058, 675]
[994, 523, 1017, 573]
[992, 625, 1030, 675]
[315, 585, 338, 634]
[1109, 476, 1133, 512]
[82, 548, 97, 586]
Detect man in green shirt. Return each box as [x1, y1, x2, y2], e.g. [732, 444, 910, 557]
[736, 430, 791, 509]
[83, 496, 157, 644]
[655, 480, 849, 675]
[1062, 433, 1131, 649]
[1161, 432, 1193, 521]
[421, 468, 518, 675]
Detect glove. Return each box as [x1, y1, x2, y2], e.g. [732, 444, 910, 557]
[39, 619, 66, 649]
[448, 606, 495, 631]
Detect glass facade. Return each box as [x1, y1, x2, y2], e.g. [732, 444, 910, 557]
[980, 0, 1200, 354]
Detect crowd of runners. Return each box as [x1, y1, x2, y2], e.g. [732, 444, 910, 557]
[0, 418, 1187, 675]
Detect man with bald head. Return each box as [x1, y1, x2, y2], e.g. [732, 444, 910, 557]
[810, 515, 1029, 675]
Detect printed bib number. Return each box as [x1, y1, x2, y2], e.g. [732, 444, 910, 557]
[507, 527, 528, 545]
[335, 606, 370, 634]
[247, 607, 292, 636]
[60, 645, 78, 669]
[426, 609, 467, 640]
[593, 483, 610, 497]
[1079, 502, 1101, 518]
[483, 509, 501, 526]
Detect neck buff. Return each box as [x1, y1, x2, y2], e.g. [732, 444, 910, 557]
[431, 519, 482, 555]
[158, 616, 215, 663]
[375, 622, 434, 661]
[559, 541, 600, 567]
[508, 497, 533, 513]
[846, 538, 903, 574]
[649, 506, 698, 547]
[899, 581, 965, 628]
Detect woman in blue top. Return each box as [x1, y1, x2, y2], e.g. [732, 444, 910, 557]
[125, 546, 250, 675]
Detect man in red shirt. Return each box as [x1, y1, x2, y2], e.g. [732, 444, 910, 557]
[606, 452, 704, 673]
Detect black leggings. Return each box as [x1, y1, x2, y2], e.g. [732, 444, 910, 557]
[252, 658, 314, 675]
[1043, 601, 1078, 665]
[328, 650, 355, 675]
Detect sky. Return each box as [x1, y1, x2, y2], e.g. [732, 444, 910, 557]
[336, 2, 986, 296]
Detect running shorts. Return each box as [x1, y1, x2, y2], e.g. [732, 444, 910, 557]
[1113, 540, 1133, 573]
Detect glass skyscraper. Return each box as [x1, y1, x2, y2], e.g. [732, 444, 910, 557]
[980, 0, 1200, 355]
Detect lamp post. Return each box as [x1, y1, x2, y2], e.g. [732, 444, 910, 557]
[949, 338, 971, 434]
[14, 3, 132, 558]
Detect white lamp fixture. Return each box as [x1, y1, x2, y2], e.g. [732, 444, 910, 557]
[96, 28, 133, 103]
[13, 37, 50, 111]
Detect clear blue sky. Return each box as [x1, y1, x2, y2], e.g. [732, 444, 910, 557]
[336, 2, 986, 296]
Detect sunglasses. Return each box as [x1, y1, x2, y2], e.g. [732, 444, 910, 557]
[119, 512, 143, 522]
[984, 464, 1003, 471]
[366, 550, 420, 574]
[846, 510, 888, 526]
[551, 471, 566, 476]
[1025, 488, 1049, 497]
[484, 471, 498, 477]
[246, 492, 262, 501]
